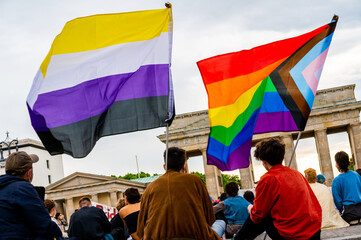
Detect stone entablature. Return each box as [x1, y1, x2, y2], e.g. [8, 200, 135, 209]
[157, 84, 361, 199]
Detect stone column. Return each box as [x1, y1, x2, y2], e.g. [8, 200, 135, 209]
[110, 191, 118, 207]
[314, 129, 334, 186]
[347, 123, 361, 169]
[91, 193, 99, 203]
[117, 191, 124, 200]
[239, 156, 255, 189]
[65, 197, 74, 223]
[282, 134, 298, 170]
[55, 199, 65, 214]
[201, 149, 223, 199]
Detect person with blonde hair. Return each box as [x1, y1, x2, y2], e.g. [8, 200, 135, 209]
[304, 168, 349, 229]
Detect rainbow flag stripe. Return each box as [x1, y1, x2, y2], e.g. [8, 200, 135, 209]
[27, 7, 174, 157]
[197, 18, 337, 171]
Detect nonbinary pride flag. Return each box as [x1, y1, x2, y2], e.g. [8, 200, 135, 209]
[197, 16, 337, 171]
[27, 7, 174, 158]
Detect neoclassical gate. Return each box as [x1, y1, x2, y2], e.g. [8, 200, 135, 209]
[158, 85, 361, 199]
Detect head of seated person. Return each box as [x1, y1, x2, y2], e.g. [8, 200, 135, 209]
[225, 182, 239, 198]
[78, 197, 92, 208]
[254, 138, 285, 170]
[304, 168, 317, 184]
[243, 191, 255, 203]
[335, 151, 350, 173]
[125, 188, 140, 205]
[163, 147, 187, 172]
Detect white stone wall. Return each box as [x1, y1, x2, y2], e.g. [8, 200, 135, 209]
[0, 145, 64, 187]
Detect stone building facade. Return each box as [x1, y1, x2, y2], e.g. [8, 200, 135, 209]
[45, 172, 146, 222]
[0, 138, 64, 187]
[157, 84, 361, 199]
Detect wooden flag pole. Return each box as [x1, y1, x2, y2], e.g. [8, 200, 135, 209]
[165, 122, 170, 171]
[288, 132, 302, 168]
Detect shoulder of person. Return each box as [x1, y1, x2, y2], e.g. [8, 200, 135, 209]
[91, 206, 104, 212]
[118, 205, 128, 217]
[184, 172, 202, 181]
[258, 171, 275, 182]
[13, 180, 39, 198]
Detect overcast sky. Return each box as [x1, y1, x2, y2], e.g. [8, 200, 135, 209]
[1, 0, 360, 181]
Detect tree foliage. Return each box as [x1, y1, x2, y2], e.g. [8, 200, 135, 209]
[190, 171, 206, 184]
[190, 171, 241, 189]
[222, 174, 242, 188]
[111, 171, 151, 180]
[349, 157, 354, 171]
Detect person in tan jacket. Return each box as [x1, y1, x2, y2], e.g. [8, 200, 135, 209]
[137, 147, 221, 240]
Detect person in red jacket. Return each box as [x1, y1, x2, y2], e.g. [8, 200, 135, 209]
[235, 138, 322, 240]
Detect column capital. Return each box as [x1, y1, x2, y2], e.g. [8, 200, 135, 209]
[280, 134, 293, 139]
[199, 147, 207, 153]
[349, 122, 361, 128]
[314, 128, 327, 134]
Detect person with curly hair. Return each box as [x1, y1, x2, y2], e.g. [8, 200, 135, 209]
[332, 151, 361, 223]
[235, 138, 321, 240]
[304, 168, 349, 229]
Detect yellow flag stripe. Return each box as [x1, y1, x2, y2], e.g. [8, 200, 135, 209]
[209, 80, 263, 128]
[40, 8, 170, 77]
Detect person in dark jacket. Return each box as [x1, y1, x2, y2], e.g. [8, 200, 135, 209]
[110, 198, 128, 240]
[68, 197, 111, 240]
[0, 151, 62, 240]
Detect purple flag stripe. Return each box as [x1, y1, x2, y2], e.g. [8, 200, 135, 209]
[253, 111, 299, 134]
[32, 64, 169, 128]
[207, 139, 252, 171]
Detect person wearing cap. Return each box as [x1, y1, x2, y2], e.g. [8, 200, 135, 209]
[317, 174, 327, 185]
[0, 151, 62, 240]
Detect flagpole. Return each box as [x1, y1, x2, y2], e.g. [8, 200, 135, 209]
[165, 1, 172, 172]
[136, 155, 140, 179]
[288, 132, 302, 168]
[165, 123, 169, 171]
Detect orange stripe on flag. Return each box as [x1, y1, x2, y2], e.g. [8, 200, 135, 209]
[206, 58, 286, 109]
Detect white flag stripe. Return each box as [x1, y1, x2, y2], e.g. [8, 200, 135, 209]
[38, 32, 170, 96]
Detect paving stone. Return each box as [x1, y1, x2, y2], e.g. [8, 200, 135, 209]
[252, 225, 361, 240]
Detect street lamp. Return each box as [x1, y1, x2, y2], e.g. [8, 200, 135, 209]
[0, 132, 19, 167]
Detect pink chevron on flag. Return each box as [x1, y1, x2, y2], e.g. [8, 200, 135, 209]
[302, 47, 330, 95]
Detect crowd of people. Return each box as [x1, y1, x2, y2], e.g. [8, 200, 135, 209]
[1, 138, 361, 240]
